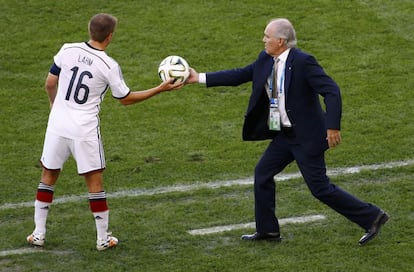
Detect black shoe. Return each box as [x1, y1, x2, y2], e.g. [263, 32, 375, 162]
[241, 232, 281, 242]
[359, 210, 389, 246]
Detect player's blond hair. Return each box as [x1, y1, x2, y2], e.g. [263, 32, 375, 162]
[88, 13, 117, 43]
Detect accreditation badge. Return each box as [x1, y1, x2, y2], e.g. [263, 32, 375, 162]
[269, 98, 281, 131]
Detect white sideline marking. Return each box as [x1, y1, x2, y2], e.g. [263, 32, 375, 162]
[0, 248, 43, 256]
[188, 214, 326, 235]
[1, 159, 413, 211]
[0, 248, 72, 257]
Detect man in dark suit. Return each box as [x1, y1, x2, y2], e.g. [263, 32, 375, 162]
[186, 18, 388, 245]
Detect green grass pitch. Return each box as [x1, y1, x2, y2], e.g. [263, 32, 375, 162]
[0, 0, 413, 271]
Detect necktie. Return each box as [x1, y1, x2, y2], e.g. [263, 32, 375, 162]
[268, 58, 281, 131]
[272, 58, 280, 99]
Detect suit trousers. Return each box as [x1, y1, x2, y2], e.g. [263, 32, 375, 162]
[253, 133, 380, 233]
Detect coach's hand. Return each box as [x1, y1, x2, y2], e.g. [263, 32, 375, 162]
[327, 129, 341, 148]
[185, 68, 199, 84]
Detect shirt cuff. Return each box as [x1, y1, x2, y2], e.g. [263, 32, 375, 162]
[199, 73, 206, 84]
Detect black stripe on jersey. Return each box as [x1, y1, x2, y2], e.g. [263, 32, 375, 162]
[114, 90, 131, 100]
[97, 122, 105, 170]
[64, 43, 111, 70]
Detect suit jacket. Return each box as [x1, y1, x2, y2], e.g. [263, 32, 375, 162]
[206, 48, 342, 155]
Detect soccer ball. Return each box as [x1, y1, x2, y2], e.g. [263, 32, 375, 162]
[158, 55, 190, 83]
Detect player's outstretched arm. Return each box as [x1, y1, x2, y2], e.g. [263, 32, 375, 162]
[119, 79, 183, 106]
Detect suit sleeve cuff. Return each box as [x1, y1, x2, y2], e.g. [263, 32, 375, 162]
[199, 73, 206, 84]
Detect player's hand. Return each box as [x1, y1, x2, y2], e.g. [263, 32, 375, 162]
[159, 78, 184, 92]
[327, 129, 341, 148]
[185, 68, 199, 84]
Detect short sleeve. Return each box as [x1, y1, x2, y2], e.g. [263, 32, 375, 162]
[107, 64, 130, 98]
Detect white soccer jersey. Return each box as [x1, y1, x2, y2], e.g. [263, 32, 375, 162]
[47, 42, 130, 140]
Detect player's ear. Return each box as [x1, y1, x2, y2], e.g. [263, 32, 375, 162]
[106, 33, 114, 43]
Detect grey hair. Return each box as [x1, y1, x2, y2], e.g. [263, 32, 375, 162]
[269, 18, 297, 48]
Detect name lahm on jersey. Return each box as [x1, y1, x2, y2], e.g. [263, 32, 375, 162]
[78, 55, 93, 66]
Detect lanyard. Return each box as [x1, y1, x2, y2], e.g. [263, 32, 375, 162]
[278, 62, 285, 97]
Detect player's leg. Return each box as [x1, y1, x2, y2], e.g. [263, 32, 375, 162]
[28, 133, 70, 246]
[75, 139, 117, 250]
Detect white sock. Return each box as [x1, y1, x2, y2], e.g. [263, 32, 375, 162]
[93, 210, 109, 241]
[34, 200, 51, 235]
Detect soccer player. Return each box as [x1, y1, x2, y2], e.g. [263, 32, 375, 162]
[27, 13, 183, 251]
